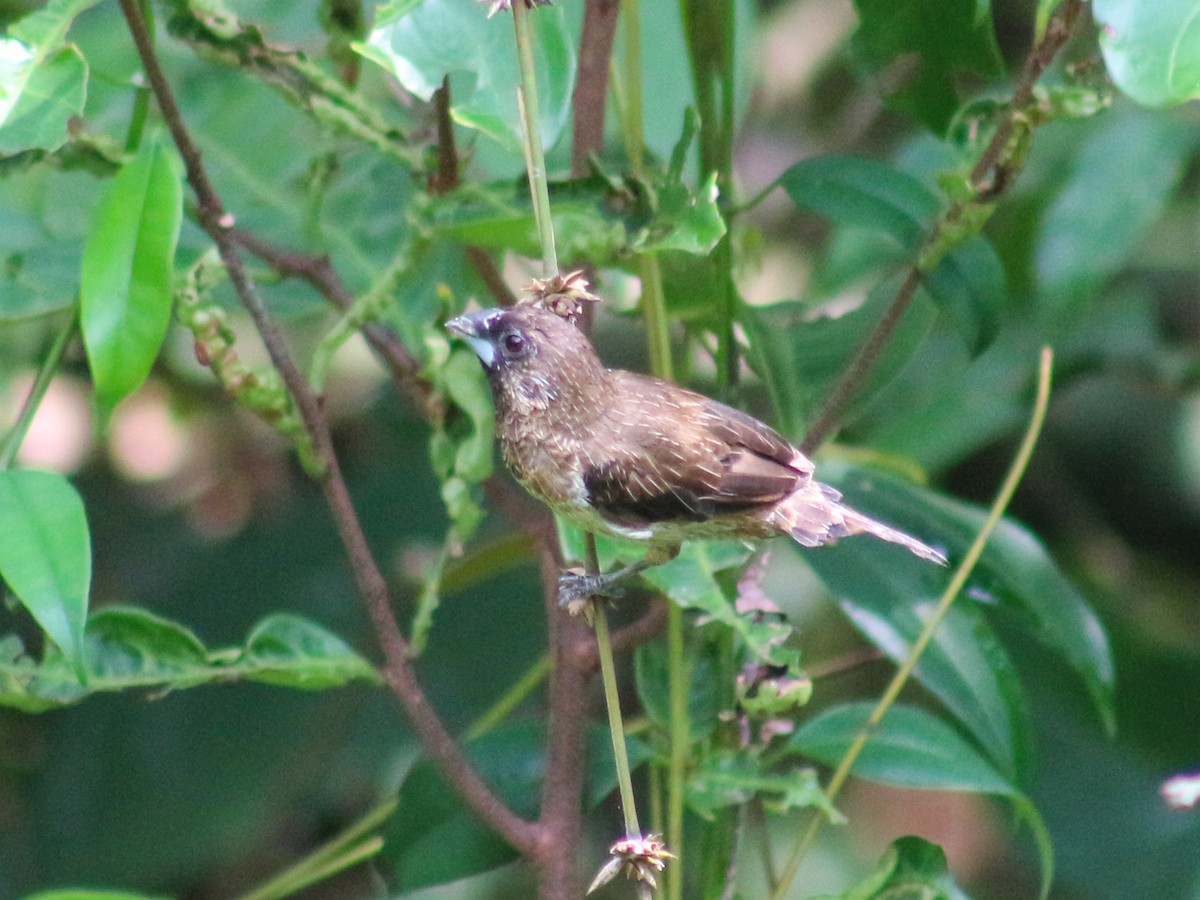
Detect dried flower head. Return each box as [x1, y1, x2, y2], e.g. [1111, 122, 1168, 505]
[520, 270, 601, 324]
[587, 833, 675, 899]
[479, 0, 552, 18]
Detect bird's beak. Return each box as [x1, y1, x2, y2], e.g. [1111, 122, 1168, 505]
[446, 310, 498, 368]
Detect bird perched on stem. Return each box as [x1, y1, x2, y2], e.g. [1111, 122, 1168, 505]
[447, 303, 946, 606]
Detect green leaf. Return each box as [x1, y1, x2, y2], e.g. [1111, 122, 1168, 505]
[358, 0, 576, 151]
[687, 751, 839, 821]
[80, 138, 183, 411]
[0, 0, 100, 151]
[779, 156, 940, 252]
[923, 236, 1004, 356]
[237, 614, 379, 689]
[442, 348, 495, 484]
[0, 469, 90, 682]
[647, 543, 798, 669]
[635, 637, 722, 742]
[739, 300, 806, 440]
[803, 485, 1028, 778]
[791, 702, 1015, 796]
[852, 0, 1004, 133]
[813, 463, 1115, 733]
[0, 44, 87, 154]
[794, 702, 1057, 899]
[845, 597, 1029, 778]
[1035, 111, 1192, 318]
[0, 608, 378, 711]
[638, 170, 727, 255]
[742, 281, 938, 434]
[821, 836, 970, 900]
[1095, 0, 1200, 106]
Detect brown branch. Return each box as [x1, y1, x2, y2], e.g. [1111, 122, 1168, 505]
[431, 80, 518, 306]
[799, 0, 1086, 455]
[535, 535, 590, 898]
[571, 0, 620, 177]
[117, 0, 537, 857]
[227, 226, 445, 420]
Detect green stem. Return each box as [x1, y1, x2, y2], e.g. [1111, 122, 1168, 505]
[617, 3, 688, 886]
[512, 0, 558, 276]
[124, 0, 154, 153]
[237, 797, 396, 900]
[0, 306, 79, 471]
[465, 653, 552, 742]
[619, 0, 644, 174]
[770, 347, 1055, 900]
[641, 254, 673, 382]
[666, 601, 687, 900]
[588, 532, 641, 838]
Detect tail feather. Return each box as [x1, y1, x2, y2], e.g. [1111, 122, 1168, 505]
[839, 507, 948, 566]
[776, 480, 947, 565]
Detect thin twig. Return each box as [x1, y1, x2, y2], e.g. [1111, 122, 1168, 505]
[227, 227, 444, 419]
[800, 0, 1084, 454]
[536, 532, 590, 899]
[117, 0, 536, 857]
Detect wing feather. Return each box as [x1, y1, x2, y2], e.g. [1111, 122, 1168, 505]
[582, 373, 808, 526]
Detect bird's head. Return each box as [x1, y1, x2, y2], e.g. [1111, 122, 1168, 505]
[446, 305, 606, 413]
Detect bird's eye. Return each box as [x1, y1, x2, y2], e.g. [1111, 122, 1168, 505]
[501, 331, 529, 357]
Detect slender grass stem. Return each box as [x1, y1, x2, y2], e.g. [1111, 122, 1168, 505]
[588, 532, 642, 838]
[512, 0, 558, 276]
[0, 306, 79, 471]
[770, 347, 1055, 900]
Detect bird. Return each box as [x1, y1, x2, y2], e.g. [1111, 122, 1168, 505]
[446, 304, 946, 605]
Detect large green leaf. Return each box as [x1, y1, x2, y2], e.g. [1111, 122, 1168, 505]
[0, 44, 86, 154]
[791, 702, 1015, 796]
[839, 598, 1029, 778]
[924, 236, 1004, 356]
[358, 0, 576, 151]
[1035, 111, 1192, 318]
[811, 463, 1115, 733]
[779, 156, 940, 253]
[0, 607, 378, 711]
[852, 0, 1004, 133]
[1095, 0, 1200, 106]
[791, 701, 1054, 896]
[0, 469, 90, 682]
[0, 0, 100, 151]
[80, 138, 183, 411]
[741, 281, 938, 436]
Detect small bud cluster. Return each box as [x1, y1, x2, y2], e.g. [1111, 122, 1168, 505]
[478, 0, 552, 18]
[520, 270, 601, 325]
[587, 833, 675, 899]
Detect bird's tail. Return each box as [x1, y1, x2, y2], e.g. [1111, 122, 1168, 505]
[838, 506, 947, 565]
[779, 481, 947, 565]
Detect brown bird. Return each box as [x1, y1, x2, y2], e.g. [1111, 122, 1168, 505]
[447, 305, 946, 604]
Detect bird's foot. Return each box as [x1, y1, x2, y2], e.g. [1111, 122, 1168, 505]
[558, 569, 624, 618]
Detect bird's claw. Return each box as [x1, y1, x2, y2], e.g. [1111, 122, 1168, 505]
[557, 570, 624, 614]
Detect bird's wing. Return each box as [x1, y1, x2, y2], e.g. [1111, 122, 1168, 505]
[581, 375, 809, 526]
